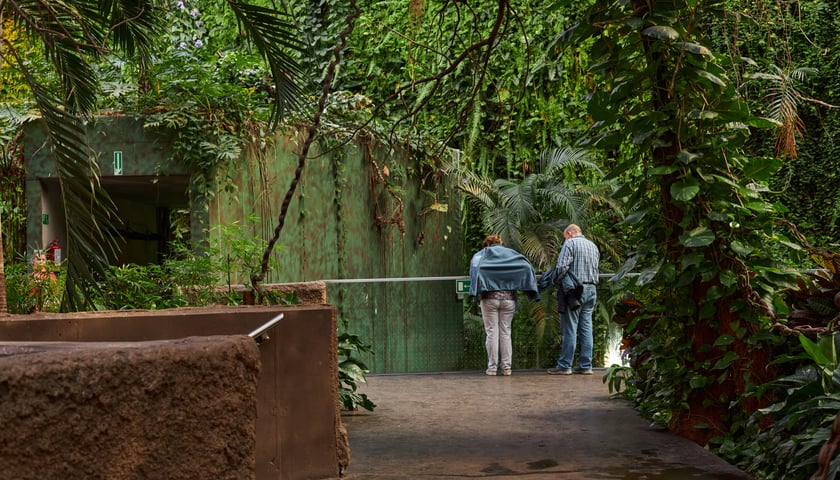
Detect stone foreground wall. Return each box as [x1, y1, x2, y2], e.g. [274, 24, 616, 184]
[0, 335, 261, 480]
[0, 304, 343, 480]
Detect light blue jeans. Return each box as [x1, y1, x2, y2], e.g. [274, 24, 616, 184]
[480, 298, 517, 371]
[555, 284, 597, 371]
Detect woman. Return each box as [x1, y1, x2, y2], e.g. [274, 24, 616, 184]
[468, 235, 539, 376]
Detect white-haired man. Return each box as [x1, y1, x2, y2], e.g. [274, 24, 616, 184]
[547, 224, 600, 375]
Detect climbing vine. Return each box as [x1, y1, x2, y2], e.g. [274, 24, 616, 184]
[568, 0, 802, 446]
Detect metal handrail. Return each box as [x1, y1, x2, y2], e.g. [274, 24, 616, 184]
[248, 313, 285, 345]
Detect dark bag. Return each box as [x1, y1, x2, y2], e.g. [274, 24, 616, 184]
[557, 271, 582, 313]
[537, 266, 560, 291]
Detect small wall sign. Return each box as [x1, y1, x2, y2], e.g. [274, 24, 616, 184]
[113, 151, 123, 176]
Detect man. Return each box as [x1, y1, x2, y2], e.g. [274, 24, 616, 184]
[547, 224, 600, 375]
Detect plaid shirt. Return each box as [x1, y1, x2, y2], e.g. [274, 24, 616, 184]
[555, 235, 600, 284]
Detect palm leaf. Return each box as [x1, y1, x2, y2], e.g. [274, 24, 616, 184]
[520, 225, 564, 271]
[75, 0, 161, 70]
[446, 143, 620, 266]
[540, 143, 603, 176]
[226, 0, 304, 129]
[28, 80, 120, 311]
[12, 1, 98, 113]
[7, 0, 163, 311]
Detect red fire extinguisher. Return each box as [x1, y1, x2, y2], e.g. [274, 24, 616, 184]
[46, 237, 61, 263]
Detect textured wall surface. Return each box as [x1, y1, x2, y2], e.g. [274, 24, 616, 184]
[220, 135, 466, 373]
[0, 335, 260, 480]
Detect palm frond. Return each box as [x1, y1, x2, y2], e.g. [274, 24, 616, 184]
[15, 0, 160, 111]
[447, 142, 623, 267]
[520, 225, 565, 270]
[458, 169, 499, 209]
[12, 1, 101, 113]
[28, 80, 121, 311]
[226, 0, 304, 128]
[497, 178, 538, 219]
[77, 0, 161, 70]
[749, 64, 818, 159]
[540, 144, 603, 176]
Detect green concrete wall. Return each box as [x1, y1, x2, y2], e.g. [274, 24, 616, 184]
[214, 133, 465, 373]
[23, 115, 193, 265]
[24, 118, 466, 374]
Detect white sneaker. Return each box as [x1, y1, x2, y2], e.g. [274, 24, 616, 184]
[503, 368, 512, 376]
[486, 369, 497, 376]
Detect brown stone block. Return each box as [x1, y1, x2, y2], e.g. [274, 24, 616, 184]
[0, 335, 260, 480]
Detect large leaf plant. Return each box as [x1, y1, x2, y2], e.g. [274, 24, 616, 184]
[567, 0, 800, 445]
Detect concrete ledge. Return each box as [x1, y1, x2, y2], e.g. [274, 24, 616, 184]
[0, 335, 260, 480]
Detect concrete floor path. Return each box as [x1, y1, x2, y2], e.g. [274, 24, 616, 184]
[341, 370, 755, 480]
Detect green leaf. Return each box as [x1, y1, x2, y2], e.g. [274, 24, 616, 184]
[625, 17, 645, 29]
[680, 253, 706, 269]
[616, 209, 648, 226]
[677, 150, 702, 164]
[800, 334, 831, 366]
[642, 26, 679, 41]
[712, 351, 740, 370]
[339, 360, 369, 386]
[686, 110, 718, 121]
[226, 1, 304, 129]
[682, 42, 711, 56]
[648, 165, 679, 176]
[587, 91, 614, 122]
[745, 201, 773, 213]
[679, 227, 715, 247]
[720, 270, 738, 287]
[745, 116, 782, 128]
[730, 240, 753, 257]
[742, 157, 782, 182]
[696, 70, 726, 87]
[637, 258, 663, 286]
[689, 374, 709, 388]
[671, 178, 700, 202]
[714, 334, 735, 347]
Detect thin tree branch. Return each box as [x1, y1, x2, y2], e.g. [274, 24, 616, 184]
[250, 0, 360, 300]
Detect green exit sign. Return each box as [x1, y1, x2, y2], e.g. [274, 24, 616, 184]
[113, 151, 123, 176]
[455, 279, 470, 295]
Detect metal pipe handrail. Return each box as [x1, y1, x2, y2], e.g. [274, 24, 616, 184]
[248, 313, 285, 345]
[321, 272, 629, 284]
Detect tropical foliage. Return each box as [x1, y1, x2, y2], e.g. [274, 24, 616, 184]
[0, 0, 162, 312]
[449, 143, 618, 269]
[337, 317, 376, 412]
[4, 0, 840, 477]
[1, 231, 296, 314]
[0, 0, 303, 313]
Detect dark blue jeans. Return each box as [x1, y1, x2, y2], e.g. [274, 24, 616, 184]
[555, 284, 597, 370]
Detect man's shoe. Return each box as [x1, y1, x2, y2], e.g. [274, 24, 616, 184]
[547, 368, 572, 375]
[574, 369, 594, 375]
[486, 369, 497, 376]
[503, 368, 512, 376]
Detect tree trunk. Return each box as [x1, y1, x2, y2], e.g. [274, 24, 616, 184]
[0, 207, 7, 316]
